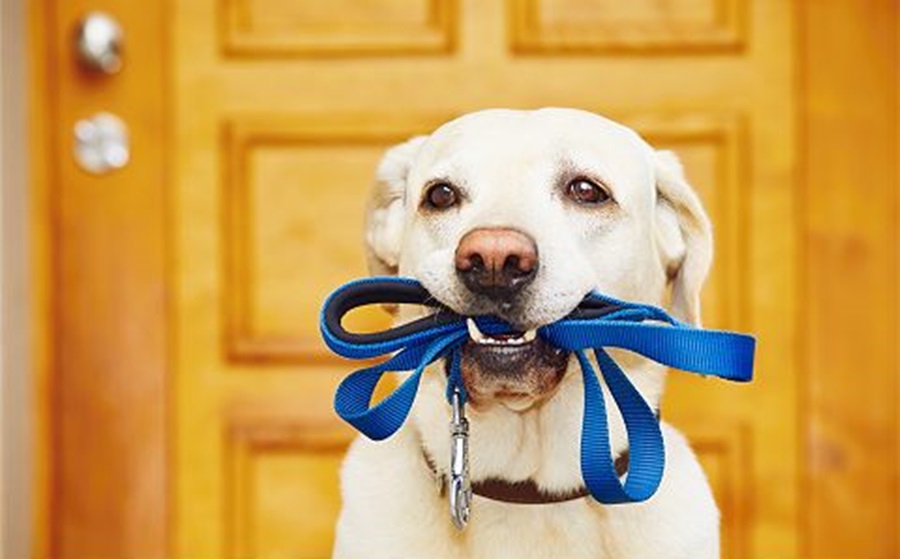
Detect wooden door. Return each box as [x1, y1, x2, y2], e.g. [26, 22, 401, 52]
[174, 1, 793, 557]
[31, 0, 899, 558]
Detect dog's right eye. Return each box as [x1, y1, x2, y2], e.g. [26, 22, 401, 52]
[422, 182, 460, 210]
[565, 177, 610, 205]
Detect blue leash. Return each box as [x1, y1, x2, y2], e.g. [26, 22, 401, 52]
[320, 276, 754, 506]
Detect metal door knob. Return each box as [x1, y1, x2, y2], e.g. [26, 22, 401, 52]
[75, 12, 123, 74]
[73, 112, 130, 174]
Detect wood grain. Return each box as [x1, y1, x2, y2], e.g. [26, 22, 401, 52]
[799, 0, 899, 557]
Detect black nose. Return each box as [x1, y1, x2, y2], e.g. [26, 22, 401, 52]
[454, 228, 538, 301]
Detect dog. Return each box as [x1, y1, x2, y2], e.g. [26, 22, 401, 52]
[333, 108, 718, 559]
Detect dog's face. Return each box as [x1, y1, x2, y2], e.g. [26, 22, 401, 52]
[366, 108, 711, 411]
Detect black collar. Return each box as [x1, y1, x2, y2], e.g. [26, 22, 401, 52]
[417, 408, 659, 505]
[421, 446, 628, 504]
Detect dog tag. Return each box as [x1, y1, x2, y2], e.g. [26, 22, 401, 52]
[449, 388, 472, 530]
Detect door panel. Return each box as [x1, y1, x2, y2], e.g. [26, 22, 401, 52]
[221, 0, 455, 55]
[510, 0, 746, 52]
[220, 115, 448, 363]
[173, 1, 795, 558]
[225, 419, 348, 559]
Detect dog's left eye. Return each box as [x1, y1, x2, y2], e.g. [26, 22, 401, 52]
[565, 178, 610, 205]
[422, 182, 460, 210]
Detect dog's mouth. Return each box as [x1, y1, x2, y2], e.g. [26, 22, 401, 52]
[460, 319, 570, 411]
[465, 319, 538, 346]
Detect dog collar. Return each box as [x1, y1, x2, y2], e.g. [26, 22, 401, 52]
[418, 419, 659, 505]
[422, 443, 605, 504]
[319, 277, 755, 529]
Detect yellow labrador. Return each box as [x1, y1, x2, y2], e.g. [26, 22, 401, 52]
[334, 108, 718, 559]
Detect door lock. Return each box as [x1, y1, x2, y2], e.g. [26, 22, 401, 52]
[73, 112, 130, 174]
[75, 12, 123, 75]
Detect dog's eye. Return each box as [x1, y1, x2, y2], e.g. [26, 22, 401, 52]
[423, 182, 460, 210]
[565, 178, 610, 205]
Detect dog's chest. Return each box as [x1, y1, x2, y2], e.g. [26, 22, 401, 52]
[456, 501, 612, 559]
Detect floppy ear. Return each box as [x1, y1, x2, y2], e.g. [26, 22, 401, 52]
[653, 150, 713, 326]
[364, 136, 427, 276]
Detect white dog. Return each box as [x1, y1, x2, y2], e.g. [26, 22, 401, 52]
[333, 108, 718, 559]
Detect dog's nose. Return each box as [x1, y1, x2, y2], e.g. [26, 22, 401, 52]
[455, 228, 538, 300]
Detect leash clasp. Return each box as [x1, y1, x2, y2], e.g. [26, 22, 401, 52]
[449, 387, 471, 530]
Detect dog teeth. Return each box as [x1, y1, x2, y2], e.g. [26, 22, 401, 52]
[466, 319, 537, 346]
[466, 319, 489, 343]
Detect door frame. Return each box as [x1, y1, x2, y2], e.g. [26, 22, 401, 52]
[3, 0, 33, 556]
[27, 0, 899, 557]
[796, 1, 899, 557]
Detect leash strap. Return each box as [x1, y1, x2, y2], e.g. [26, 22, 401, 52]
[320, 276, 755, 504]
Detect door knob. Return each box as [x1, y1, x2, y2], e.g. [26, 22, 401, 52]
[75, 12, 123, 74]
[73, 112, 130, 174]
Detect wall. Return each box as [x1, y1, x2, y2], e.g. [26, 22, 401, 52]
[2, 0, 31, 555]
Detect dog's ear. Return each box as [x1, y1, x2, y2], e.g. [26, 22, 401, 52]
[364, 136, 427, 276]
[653, 150, 713, 326]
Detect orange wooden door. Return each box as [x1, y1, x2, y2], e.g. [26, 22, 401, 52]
[172, 1, 793, 557]
[31, 1, 899, 558]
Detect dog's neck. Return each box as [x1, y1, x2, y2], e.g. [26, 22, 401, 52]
[410, 354, 666, 494]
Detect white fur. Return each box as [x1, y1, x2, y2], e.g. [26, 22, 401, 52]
[336, 108, 718, 559]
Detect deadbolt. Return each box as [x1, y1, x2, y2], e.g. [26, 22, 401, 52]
[73, 112, 130, 174]
[75, 12, 123, 74]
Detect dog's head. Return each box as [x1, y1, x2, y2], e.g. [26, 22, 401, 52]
[365, 108, 711, 411]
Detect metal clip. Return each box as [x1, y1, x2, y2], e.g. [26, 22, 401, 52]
[449, 387, 471, 530]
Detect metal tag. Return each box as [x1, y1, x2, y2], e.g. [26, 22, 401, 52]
[449, 388, 472, 530]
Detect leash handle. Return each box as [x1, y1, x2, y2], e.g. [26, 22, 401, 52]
[320, 276, 462, 358]
[320, 276, 628, 359]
